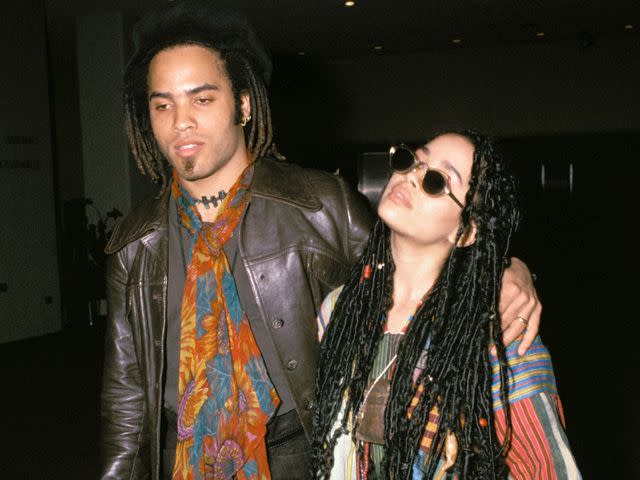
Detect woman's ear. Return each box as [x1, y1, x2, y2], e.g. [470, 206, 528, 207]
[457, 219, 477, 247]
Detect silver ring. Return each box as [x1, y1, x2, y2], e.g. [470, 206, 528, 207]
[516, 316, 529, 326]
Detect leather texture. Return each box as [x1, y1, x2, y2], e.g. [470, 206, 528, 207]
[99, 158, 374, 479]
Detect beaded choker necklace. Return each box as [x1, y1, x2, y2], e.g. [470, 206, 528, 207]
[194, 190, 227, 209]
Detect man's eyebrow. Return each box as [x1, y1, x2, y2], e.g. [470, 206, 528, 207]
[148, 91, 171, 101]
[148, 83, 219, 101]
[187, 83, 219, 95]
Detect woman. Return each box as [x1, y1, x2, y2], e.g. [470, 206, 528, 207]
[312, 131, 580, 479]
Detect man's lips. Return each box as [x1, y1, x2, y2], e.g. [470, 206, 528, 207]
[174, 140, 203, 158]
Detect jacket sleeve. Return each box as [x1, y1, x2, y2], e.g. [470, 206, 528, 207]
[337, 176, 374, 266]
[492, 337, 582, 479]
[100, 248, 145, 479]
[495, 393, 581, 479]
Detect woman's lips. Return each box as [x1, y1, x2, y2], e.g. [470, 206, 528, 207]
[387, 184, 412, 208]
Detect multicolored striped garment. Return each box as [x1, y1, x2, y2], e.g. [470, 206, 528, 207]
[317, 287, 581, 479]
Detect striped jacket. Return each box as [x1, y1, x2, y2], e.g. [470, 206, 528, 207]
[317, 287, 582, 479]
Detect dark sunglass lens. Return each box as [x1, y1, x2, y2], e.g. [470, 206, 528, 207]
[390, 148, 415, 171]
[423, 170, 447, 194]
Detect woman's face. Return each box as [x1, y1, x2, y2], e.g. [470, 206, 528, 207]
[377, 133, 475, 248]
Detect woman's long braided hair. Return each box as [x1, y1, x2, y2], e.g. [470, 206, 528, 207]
[312, 131, 520, 479]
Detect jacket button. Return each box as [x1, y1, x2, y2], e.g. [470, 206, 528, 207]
[304, 399, 316, 411]
[286, 359, 298, 370]
[259, 274, 265, 280]
[272, 318, 284, 329]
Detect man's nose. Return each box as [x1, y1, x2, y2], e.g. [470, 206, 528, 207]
[173, 105, 196, 131]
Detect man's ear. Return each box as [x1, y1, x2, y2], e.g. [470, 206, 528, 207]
[240, 90, 251, 120]
[457, 219, 477, 247]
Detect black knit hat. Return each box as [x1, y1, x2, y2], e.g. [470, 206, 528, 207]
[129, 0, 272, 84]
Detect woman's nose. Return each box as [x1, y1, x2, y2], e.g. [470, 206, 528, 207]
[412, 161, 427, 172]
[406, 161, 426, 187]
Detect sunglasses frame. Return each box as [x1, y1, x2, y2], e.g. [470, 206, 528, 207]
[389, 144, 464, 209]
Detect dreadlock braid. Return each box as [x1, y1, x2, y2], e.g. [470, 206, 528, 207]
[312, 130, 520, 479]
[311, 220, 395, 478]
[124, 83, 165, 185]
[221, 50, 285, 163]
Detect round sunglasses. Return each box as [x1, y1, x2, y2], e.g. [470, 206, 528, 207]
[388, 144, 464, 209]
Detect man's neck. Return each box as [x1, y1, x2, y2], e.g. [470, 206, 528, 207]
[181, 153, 250, 222]
[192, 204, 215, 223]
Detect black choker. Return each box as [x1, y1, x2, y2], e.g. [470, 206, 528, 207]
[194, 190, 227, 209]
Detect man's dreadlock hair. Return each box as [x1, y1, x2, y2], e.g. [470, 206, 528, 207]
[123, 0, 283, 192]
[312, 131, 520, 479]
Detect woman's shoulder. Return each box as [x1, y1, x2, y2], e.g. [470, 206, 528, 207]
[317, 286, 345, 340]
[323, 285, 345, 307]
[490, 336, 559, 410]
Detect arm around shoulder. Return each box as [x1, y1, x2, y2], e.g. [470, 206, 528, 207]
[336, 176, 374, 265]
[499, 257, 542, 355]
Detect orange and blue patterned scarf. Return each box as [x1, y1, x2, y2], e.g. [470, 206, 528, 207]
[171, 164, 280, 480]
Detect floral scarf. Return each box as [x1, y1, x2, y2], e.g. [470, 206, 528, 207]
[171, 164, 280, 480]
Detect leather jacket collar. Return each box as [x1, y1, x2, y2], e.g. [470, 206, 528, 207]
[105, 158, 322, 255]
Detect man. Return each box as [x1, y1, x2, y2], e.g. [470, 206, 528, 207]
[100, 1, 541, 479]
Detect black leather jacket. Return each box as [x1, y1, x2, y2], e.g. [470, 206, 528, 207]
[99, 158, 373, 479]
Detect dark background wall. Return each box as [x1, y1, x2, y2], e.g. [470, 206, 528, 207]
[0, 1, 638, 477]
[0, 1, 61, 343]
